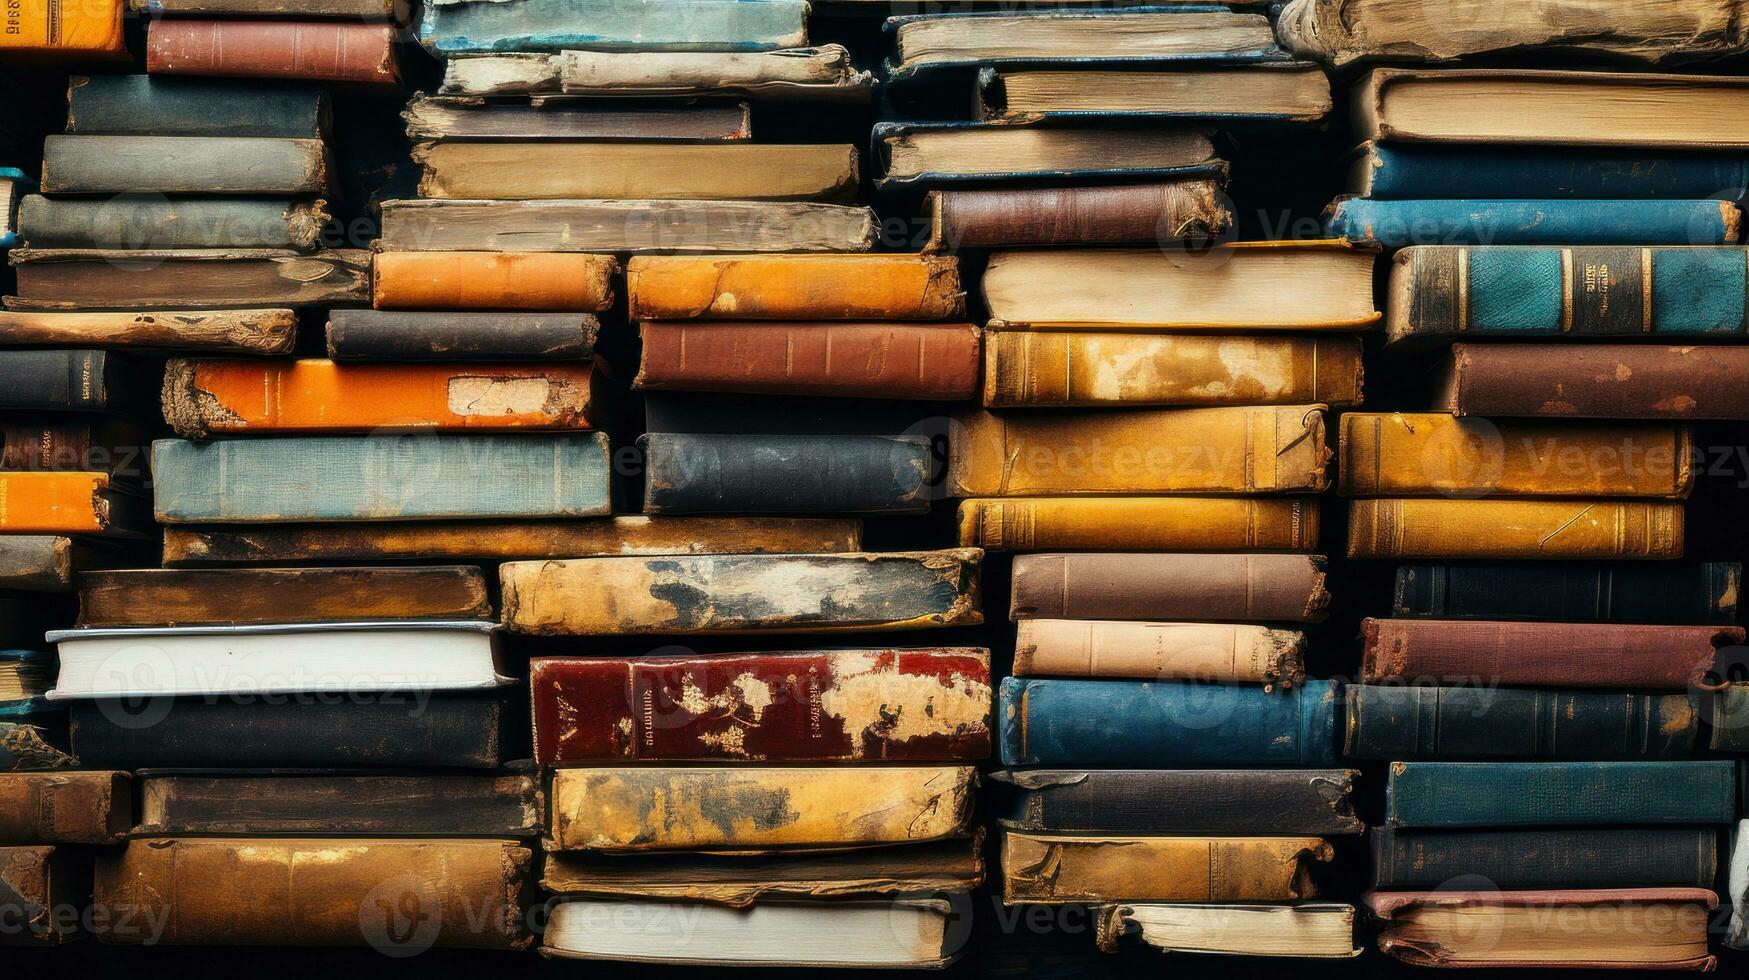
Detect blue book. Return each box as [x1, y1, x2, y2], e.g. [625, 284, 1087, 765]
[998, 677, 1338, 768]
[417, 0, 809, 54]
[151, 434, 612, 523]
[1327, 198, 1738, 249]
[1354, 142, 1749, 201]
[0, 167, 33, 250]
[1387, 761, 1737, 828]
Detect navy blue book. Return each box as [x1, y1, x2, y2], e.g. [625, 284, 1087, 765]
[998, 676, 1338, 768]
[1327, 198, 1739, 249]
[1352, 142, 1749, 201]
[1386, 761, 1736, 828]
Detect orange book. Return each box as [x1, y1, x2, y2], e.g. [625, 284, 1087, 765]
[2, 0, 126, 58]
[0, 471, 148, 535]
[626, 254, 964, 320]
[374, 252, 617, 311]
[161, 358, 610, 437]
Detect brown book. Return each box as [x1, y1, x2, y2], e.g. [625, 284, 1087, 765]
[0, 846, 89, 946]
[373, 251, 616, 312]
[77, 566, 492, 627]
[635, 321, 982, 399]
[960, 496, 1320, 552]
[0, 772, 132, 845]
[128, 0, 403, 16]
[1362, 618, 1739, 690]
[2, 418, 148, 476]
[979, 64, 1332, 123]
[1010, 552, 1329, 622]
[1437, 343, 1749, 420]
[925, 180, 1231, 249]
[0, 309, 297, 354]
[1001, 832, 1332, 904]
[7, 249, 372, 311]
[1348, 498, 1684, 560]
[413, 142, 858, 201]
[1015, 619, 1305, 686]
[146, 19, 401, 86]
[627, 254, 964, 321]
[94, 838, 534, 948]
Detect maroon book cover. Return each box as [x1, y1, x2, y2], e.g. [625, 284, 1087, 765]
[531, 648, 992, 764]
[147, 20, 400, 86]
[1361, 618, 1742, 690]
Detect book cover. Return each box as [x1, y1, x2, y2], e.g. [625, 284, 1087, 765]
[640, 433, 934, 515]
[874, 120, 1228, 188]
[416, 0, 810, 54]
[544, 45, 874, 100]
[326, 311, 597, 361]
[0, 472, 152, 536]
[636, 321, 981, 400]
[1392, 561, 1740, 623]
[0, 349, 150, 413]
[373, 251, 616, 311]
[402, 96, 751, 142]
[0, 309, 297, 354]
[991, 768, 1364, 836]
[1013, 619, 1304, 686]
[129, 0, 404, 18]
[960, 496, 1320, 552]
[1361, 618, 1740, 689]
[1328, 198, 1740, 248]
[974, 62, 1331, 123]
[2, 418, 148, 475]
[67, 74, 330, 138]
[927, 180, 1232, 249]
[0, 536, 134, 593]
[19, 196, 328, 251]
[8, 248, 373, 311]
[1371, 826, 1717, 890]
[76, 566, 492, 627]
[376, 198, 878, 254]
[0, 0, 125, 57]
[413, 142, 858, 201]
[1001, 832, 1331, 904]
[1354, 142, 1749, 201]
[1010, 552, 1329, 622]
[627, 254, 964, 320]
[1097, 902, 1360, 958]
[146, 19, 400, 85]
[1438, 342, 1749, 420]
[1345, 684, 1699, 761]
[1385, 761, 1737, 828]
[0, 845, 87, 946]
[0, 771, 130, 844]
[134, 768, 542, 837]
[40, 134, 333, 196]
[1348, 498, 1684, 560]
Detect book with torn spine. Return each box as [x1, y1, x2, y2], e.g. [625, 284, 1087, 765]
[0, 472, 153, 536]
[376, 198, 878, 253]
[0, 536, 137, 593]
[17, 196, 330, 251]
[439, 46, 875, 101]
[977, 63, 1331, 123]
[1001, 832, 1333, 904]
[416, 0, 810, 54]
[0, 771, 131, 844]
[875, 121, 1225, 188]
[627, 253, 964, 320]
[0, 846, 87, 946]
[7, 249, 372, 311]
[991, 769, 1363, 836]
[925, 180, 1232, 249]
[1096, 903, 1360, 958]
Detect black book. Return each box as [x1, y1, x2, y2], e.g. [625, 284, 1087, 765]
[640, 432, 935, 514]
[1393, 562, 1740, 624]
[325, 310, 599, 362]
[0, 350, 155, 415]
[1346, 684, 1698, 761]
[1372, 826, 1718, 890]
[990, 769, 1364, 836]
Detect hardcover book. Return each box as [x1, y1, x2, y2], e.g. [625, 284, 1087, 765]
[0, 349, 153, 413]
[636, 320, 982, 399]
[146, 19, 401, 85]
[413, 142, 858, 201]
[1361, 618, 1739, 689]
[1001, 832, 1332, 904]
[1371, 826, 1717, 890]
[0, 846, 86, 946]
[960, 496, 1320, 552]
[373, 251, 617, 311]
[875, 121, 1226, 188]
[627, 254, 964, 320]
[415, 0, 810, 54]
[19, 196, 329, 251]
[640, 433, 934, 514]
[326, 311, 598, 361]
[75, 566, 492, 627]
[0, 309, 298, 354]
[0, 722, 75, 772]
[1437, 343, 1749, 420]
[1392, 561, 1741, 623]
[1010, 552, 1330, 622]
[990, 769, 1364, 836]
[1345, 685, 1699, 761]
[1327, 198, 1740, 248]
[8, 248, 373, 311]
[1096, 903, 1359, 958]
[375, 198, 879, 253]
[1354, 143, 1749, 201]
[0, 472, 152, 536]
[0, 0, 124, 57]
[541, 46, 874, 100]
[66, 75, 331, 138]
[0, 771, 130, 844]
[1348, 498, 1684, 560]
[1385, 761, 1737, 828]
[1013, 620, 1304, 686]
[977, 63, 1331, 123]
[40, 134, 333, 196]
[0, 536, 133, 593]
[2, 417, 148, 478]
[1710, 684, 1749, 751]
[926, 180, 1232, 249]
[127, 0, 404, 17]
[402, 97, 751, 142]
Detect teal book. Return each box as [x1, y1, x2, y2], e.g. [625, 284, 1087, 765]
[151, 434, 611, 523]
[1386, 761, 1736, 828]
[1327, 198, 1739, 250]
[66, 75, 330, 139]
[416, 0, 809, 54]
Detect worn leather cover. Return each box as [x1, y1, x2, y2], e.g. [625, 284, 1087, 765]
[1372, 826, 1717, 890]
[627, 254, 964, 320]
[546, 45, 873, 99]
[67, 74, 330, 138]
[637, 320, 981, 399]
[0, 348, 151, 412]
[0, 472, 151, 536]
[373, 252, 616, 312]
[1386, 761, 1737, 828]
[0, 309, 296, 354]
[547, 766, 975, 851]
[531, 649, 991, 764]
[41, 134, 332, 195]
[1709, 684, 1749, 751]
[1394, 561, 1740, 623]
[640, 433, 934, 514]
[413, 142, 857, 201]
[147, 20, 400, 85]
[1345, 684, 1699, 761]
[1, 418, 146, 473]
[928, 180, 1231, 248]
[377, 198, 877, 254]
[0, 846, 88, 946]
[991, 768, 1363, 836]
[1014, 619, 1304, 686]
[19, 196, 328, 250]
[1438, 342, 1749, 420]
[135, 769, 542, 837]
[7, 248, 372, 311]
[501, 550, 982, 635]
[1002, 832, 1331, 904]
[0, 771, 131, 844]
[961, 496, 1319, 552]
[1328, 198, 1739, 249]
[76, 566, 491, 627]
[1348, 498, 1684, 559]
[130, 0, 401, 17]
[1011, 552, 1329, 622]
[326, 311, 598, 361]
[1361, 618, 1739, 689]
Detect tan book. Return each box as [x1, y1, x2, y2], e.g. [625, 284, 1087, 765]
[980, 64, 1332, 122]
[1096, 903, 1361, 958]
[76, 566, 491, 627]
[959, 497, 1319, 552]
[1348, 498, 1684, 560]
[413, 142, 859, 201]
[890, 9, 1277, 73]
[880, 125, 1220, 184]
[1368, 889, 1716, 970]
[0, 772, 131, 844]
[1014, 619, 1305, 686]
[0, 309, 296, 354]
[375, 198, 878, 254]
[548, 766, 976, 852]
[438, 45, 875, 101]
[1001, 832, 1332, 904]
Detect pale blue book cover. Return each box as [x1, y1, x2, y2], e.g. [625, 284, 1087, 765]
[417, 0, 810, 54]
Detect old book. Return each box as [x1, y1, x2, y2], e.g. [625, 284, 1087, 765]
[1345, 685, 1699, 761]
[1363, 618, 1739, 690]
[876, 122, 1224, 186]
[1010, 552, 1329, 622]
[1438, 343, 1749, 420]
[983, 242, 1377, 329]
[1367, 889, 1716, 971]
[960, 496, 1320, 552]
[69, 692, 505, 769]
[1709, 685, 1749, 751]
[1354, 68, 1749, 147]
[1002, 832, 1331, 904]
[991, 769, 1364, 836]
[8, 248, 372, 311]
[926, 180, 1231, 249]
[1097, 903, 1359, 958]
[438, 46, 871, 99]
[1014, 620, 1304, 687]
[1393, 561, 1740, 624]
[135, 768, 542, 837]
[984, 332, 1361, 408]
[0, 0, 124, 58]
[326, 311, 597, 361]
[1347, 498, 1684, 560]
[636, 320, 981, 399]
[95, 838, 533, 947]
[1000, 677, 1339, 767]
[1328, 198, 1740, 249]
[0, 771, 130, 844]
[1373, 827, 1717, 890]
[950, 406, 1330, 495]
[641, 433, 933, 515]
[373, 251, 615, 312]
[0, 536, 132, 593]
[0, 472, 151, 536]
[152, 433, 612, 523]
[0, 846, 87, 946]
[1734, 824, 1749, 949]
[1352, 142, 1749, 201]
[1386, 761, 1737, 829]
[18, 195, 329, 250]
[414, 142, 856, 201]
[376, 198, 877, 253]
[67, 74, 330, 138]
[162, 357, 609, 437]
[886, 8, 1282, 78]
[0, 722, 75, 772]
[40, 134, 331, 195]
[404, 96, 750, 141]
[146, 19, 400, 85]
[0, 169, 22, 248]
[628, 254, 963, 320]
[531, 648, 991, 764]
[0, 309, 296, 354]
[979, 64, 1331, 122]
[416, 0, 809, 54]
[76, 566, 491, 627]
[128, 0, 403, 17]
[0, 651, 52, 705]
[1, 418, 148, 479]
[549, 766, 975, 851]
[501, 550, 982, 635]
[0, 348, 152, 412]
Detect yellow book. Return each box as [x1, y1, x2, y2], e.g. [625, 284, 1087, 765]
[957, 496, 1319, 553]
[3, 0, 126, 58]
[1002, 832, 1332, 904]
[1348, 498, 1684, 560]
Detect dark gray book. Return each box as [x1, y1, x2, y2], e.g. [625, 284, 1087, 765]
[67, 75, 331, 138]
[40, 134, 334, 196]
[18, 196, 328, 250]
[326, 310, 598, 361]
[991, 769, 1363, 836]
[1394, 562, 1740, 624]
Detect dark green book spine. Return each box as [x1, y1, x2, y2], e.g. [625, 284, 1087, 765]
[1393, 562, 1740, 624]
[1385, 761, 1737, 827]
[1346, 685, 1698, 761]
[67, 75, 330, 139]
[1372, 826, 1718, 889]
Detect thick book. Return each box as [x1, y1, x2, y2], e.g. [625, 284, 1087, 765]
[414, 142, 856, 201]
[874, 121, 1226, 188]
[926, 180, 1231, 249]
[1386, 761, 1737, 829]
[3, 651, 58, 708]
[1097, 903, 1359, 959]
[162, 358, 609, 437]
[128, 0, 403, 17]
[500, 550, 983, 635]
[376, 198, 876, 253]
[0, 0, 124, 58]
[1438, 343, 1749, 420]
[1372, 827, 1717, 890]
[441, 46, 874, 100]
[327, 311, 597, 361]
[1348, 498, 1684, 560]
[0, 846, 86, 946]
[416, 0, 809, 54]
[1362, 618, 1739, 689]
[0, 309, 297, 354]
[0, 771, 131, 844]
[76, 566, 491, 627]
[151, 433, 612, 523]
[0, 472, 152, 536]
[372, 251, 616, 312]
[95, 838, 533, 948]
[134, 768, 542, 837]
[627, 254, 963, 320]
[548, 765, 975, 851]
[1010, 552, 1329, 622]
[1327, 198, 1740, 249]
[1393, 561, 1740, 624]
[8, 248, 372, 311]
[977, 63, 1331, 123]
[1353, 142, 1749, 201]
[999, 677, 1339, 767]
[530, 648, 991, 764]
[403, 96, 750, 142]
[1014, 620, 1304, 687]
[146, 19, 401, 86]
[67, 74, 330, 138]
[984, 332, 1362, 408]
[1367, 889, 1717, 971]
[991, 768, 1363, 836]
[1, 418, 147, 477]
[19, 195, 329, 250]
[641, 433, 933, 515]
[1345, 685, 1699, 761]
[0, 536, 132, 593]
[636, 320, 981, 399]
[0, 349, 151, 413]
[949, 406, 1330, 496]
[961, 496, 1320, 552]
[40, 134, 331, 196]
[1002, 832, 1331, 904]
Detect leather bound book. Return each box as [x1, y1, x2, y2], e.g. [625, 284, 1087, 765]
[1014, 619, 1305, 687]
[1361, 618, 1741, 690]
[0, 846, 87, 946]
[1357, 143, 1749, 203]
[2, 418, 148, 476]
[1709, 684, 1749, 751]
[146, 20, 401, 86]
[1010, 552, 1329, 622]
[7, 248, 372, 311]
[0, 472, 152, 536]
[373, 252, 616, 312]
[926, 181, 1232, 249]
[1348, 498, 1684, 560]
[1386, 761, 1737, 828]
[0, 349, 153, 413]
[127, 0, 403, 16]
[19, 196, 329, 251]
[40, 134, 332, 196]
[531, 648, 991, 764]
[1345, 685, 1699, 761]
[76, 566, 492, 627]
[1393, 561, 1741, 624]
[991, 769, 1363, 836]
[1339, 413, 1694, 498]
[376, 198, 878, 254]
[636, 320, 981, 400]
[66, 75, 331, 139]
[412, 142, 858, 201]
[0, 309, 297, 355]
[326, 311, 598, 361]
[626, 254, 964, 320]
[134, 769, 542, 838]
[640, 433, 933, 515]
[1371, 826, 1718, 890]
[95, 838, 533, 948]
[1002, 832, 1332, 904]
[1438, 343, 1749, 420]
[1, 0, 125, 58]
[0, 771, 131, 844]
[960, 496, 1319, 552]
[545, 45, 874, 100]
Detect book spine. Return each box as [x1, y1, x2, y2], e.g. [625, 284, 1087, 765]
[377, 198, 878, 254]
[66, 74, 329, 138]
[1372, 827, 1717, 890]
[0, 772, 129, 844]
[626, 255, 964, 320]
[1002, 833, 1330, 904]
[932, 181, 1231, 248]
[327, 311, 598, 361]
[0, 350, 102, 410]
[993, 769, 1363, 836]
[1347, 498, 1685, 559]
[641, 433, 934, 515]
[76, 566, 494, 627]
[416, 0, 810, 54]
[1329, 199, 1739, 249]
[1361, 618, 1737, 689]
[136, 772, 542, 837]
[1710, 684, 1749, 752]
[1, 421, 95, 470]
[1392, 562, 1742, 623]
[373, 252, 617, 312]
[0, 473, 114, 534]
[636, 321, 981, 400]
[9, 249, 373, 310]
[1443, 342, 1749, 420]
[0, 846, 80, 946]
[1013, 619, 1304, 686]
[19, 196, 328, 250]
[146, 20, 400, 85]
[0, 310, 297, 354]
[402, 97, 752, 142]
[1345, 685, 1699, 761]
[1386, 761, 1738, 828]
[412, 142, 858, 201]
[1366, 144, 1749, 200]
[150, 433, 612, 523]
[553, 45, 858, 93]
[1009, 552, 1330, 622]
[960, 497, 1319, 552]
[0, 536, 75, 592]
[0, 0, 124, 55]
[133, 0, 400, 17]
[40, 135, 332, 195]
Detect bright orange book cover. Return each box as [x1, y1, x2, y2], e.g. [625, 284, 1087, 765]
[3, 0, 126, 57]
[0, 471, 116, 533]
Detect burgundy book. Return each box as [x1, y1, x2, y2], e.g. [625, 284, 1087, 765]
[531, 649, 992, 765]
[1437, 343, 1749, 420]
[1362, 618, 1742, 690]
[146, 20, 400, 86]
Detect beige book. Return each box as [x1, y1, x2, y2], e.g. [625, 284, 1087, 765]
[412, 142, 859, 201]
[1369, 890, 1715, 969]
[438, 46, 874, 100]
[1002, 832, 1332, 904]
[1014, 619, 1305, 686]
[1097, 903, 1361, 957]
[892, 10, 1277, 71]
[983, 65, 1331, 121]
[881, 126, 1218, 182]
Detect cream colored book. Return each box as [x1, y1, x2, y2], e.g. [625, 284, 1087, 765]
[891, 9, 1278, 74]
[1097, 903, 1361, 957]
[1014, 619, 1305, 686]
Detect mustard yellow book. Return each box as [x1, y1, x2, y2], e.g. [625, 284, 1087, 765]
[958, 497, 1319, 553]
[1348, 498, 1684, 560]
[1002, 832, 1332, 904]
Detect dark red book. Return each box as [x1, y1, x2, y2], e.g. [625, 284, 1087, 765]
[1362, 618, 1743, 690]
[531, 648, 992, 764]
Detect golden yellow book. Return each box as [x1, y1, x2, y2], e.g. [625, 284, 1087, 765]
[626, 254, 963, 321]
[1002, 832, 1332, 904]
[3, 0, 126, 58]
[1348, 498, 1684, 560]
[957, 497, 1319, 553]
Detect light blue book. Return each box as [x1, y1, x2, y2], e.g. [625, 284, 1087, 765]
[152, 434, 611, 523]
[417, 0, 810, 54]
[1327, 197, 1738, 249]
[1, 167, 33, 250]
